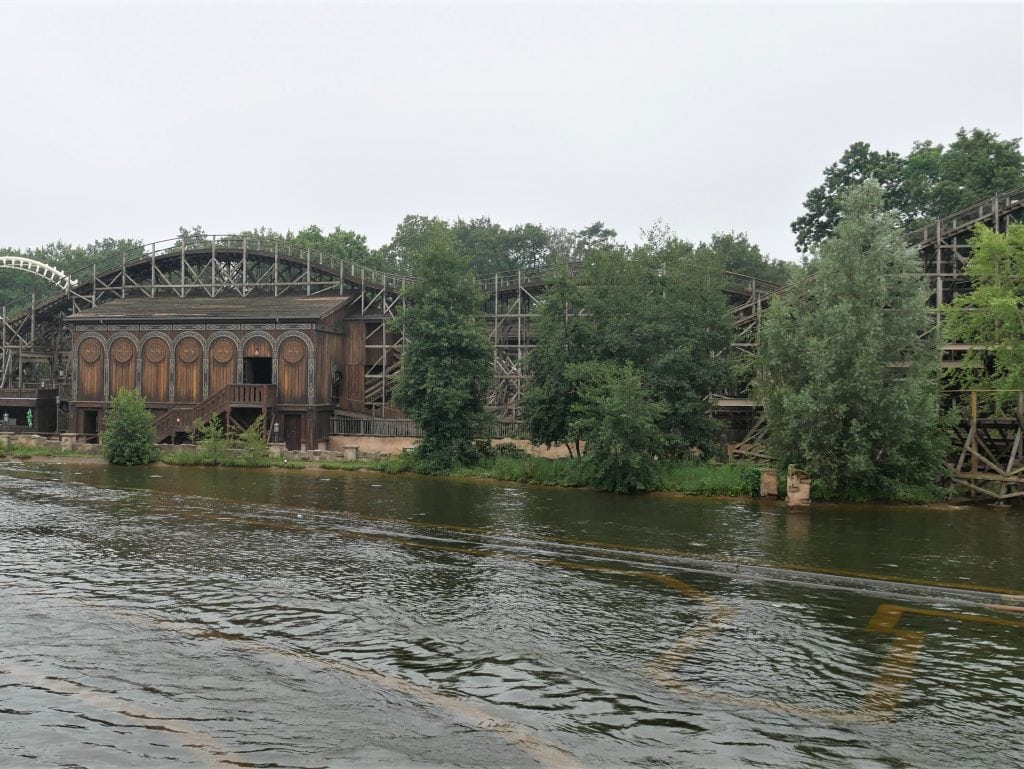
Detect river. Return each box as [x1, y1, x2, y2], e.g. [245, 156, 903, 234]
[1, 461, 1021, 768]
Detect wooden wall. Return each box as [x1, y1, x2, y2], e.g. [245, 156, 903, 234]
[109, 337, 136, 397]
[141, 338, 169, 402]
[175, 338, 202, 402]
[278, 336, 307, 404]
[342, 319, 365, 407]
[77, 337, 104, 401]
[210, 336, 237, 393]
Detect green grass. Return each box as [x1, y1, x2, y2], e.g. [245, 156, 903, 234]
[0, 444, 73, 459]
[159, 451, 305, 470]
[313, 450, 764, 495]
[442, 455, 581, 487]
[659, 460, 763, 497]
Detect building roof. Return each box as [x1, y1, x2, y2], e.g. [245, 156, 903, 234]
[66, 295, 353, 323]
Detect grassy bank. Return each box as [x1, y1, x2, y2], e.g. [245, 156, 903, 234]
[159, 450, 307, 470]
[0, 444, 73, 459]
[353, 450, 764, 496]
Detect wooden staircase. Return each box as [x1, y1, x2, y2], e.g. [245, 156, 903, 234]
[154, 384, 277, 443]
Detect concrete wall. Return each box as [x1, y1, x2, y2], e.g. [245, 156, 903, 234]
[326, 435, 579, 459]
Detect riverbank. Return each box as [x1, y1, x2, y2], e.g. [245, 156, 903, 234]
[2, 439, 766, 497]
[3, 439, 967, 506]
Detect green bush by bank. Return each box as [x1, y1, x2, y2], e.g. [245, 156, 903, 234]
[357, 450, 764, 496]
[101, 389, 159, 465]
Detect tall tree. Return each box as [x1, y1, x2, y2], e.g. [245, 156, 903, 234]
[695, 231, 794, 285]
[905, 129, 1024, 221]
[760, 181, 948, 500]
[791, 142, 907, 253]
[522, 262, 584, 455]
[793, 128, 1024, 252]
[577, 233, 733, 457]
[943, 223, 1024, 406]
[390, 220, 493, 470]
[451, 217, 551, 273]
[569, 360, 665, 493]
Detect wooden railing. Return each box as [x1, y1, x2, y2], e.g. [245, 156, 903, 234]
[154, 384, 276, 442]
[0, 387, 57, 399]
[330, 416, 422, 438]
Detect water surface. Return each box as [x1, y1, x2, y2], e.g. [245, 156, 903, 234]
[1, 462, 1021, 768]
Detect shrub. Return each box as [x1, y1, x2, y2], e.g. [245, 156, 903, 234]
[235, 415, 269, 463]
[192, 414, 229, 464]
[101, 388, 159, 465]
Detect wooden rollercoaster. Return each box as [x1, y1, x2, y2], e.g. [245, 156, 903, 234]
[1, 185, 1022, 497]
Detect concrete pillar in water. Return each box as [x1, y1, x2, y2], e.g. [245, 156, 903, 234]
[759, 468, 778, 498]
[786, 465, 811, 506]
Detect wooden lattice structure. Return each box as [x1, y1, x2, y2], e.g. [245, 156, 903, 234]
[1, 187, 1022, 467]
[951, 391, 1024, 502]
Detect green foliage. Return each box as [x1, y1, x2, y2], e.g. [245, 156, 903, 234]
[451, 217, 551, 273]
[522, 262, 584, 452]
[391, 219, 494, 472]
[792, 128, 1024, 252]
[759, 181, 949, 498]
[570, 361, 666, 493]
[235, 224, 381, 269]
[524, 225, 735, 483]
[696, 231, 796, 285]
[192, 414, 230, 464]
[0, 444, 71, 459]
[577, 232, 733, 457]
[660, 461, 762, 497]
[1, 237, 143, 311]
[235, 415, 270, 463]
[792, 141, 908, 253]
[904, 129, 1024, 221]
[101, 389, 158, 466]
[944, 223, 1024, 409]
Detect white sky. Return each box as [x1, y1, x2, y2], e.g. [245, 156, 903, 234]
[1, 1, 1021, 263]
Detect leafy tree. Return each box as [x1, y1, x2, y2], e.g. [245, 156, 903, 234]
[524, 225, 733, 478]
[905, 128, 1024, 221]
[101, 388, 158, 465]
[522, 262, 584, 455]
[391, 220, 493, 471]
[695, 232, 794, 285]
[451, 217, 551, 273]
[570, 360, 665, 493]
[791, 142, 907, 253]
[576, 233, 733, 457]
[235, 224, 378, 268]
[943, 223, 1024, 406]
[760, 181, 948, 500]
[375, 215, 448, 273]
[793, 128, 1024, 253]
[0, 237, 143, 310]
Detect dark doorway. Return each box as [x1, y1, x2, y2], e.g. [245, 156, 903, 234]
[83, 410, 98, 441]
[283, 414, 302, 451]
[243, 357, 273, 385]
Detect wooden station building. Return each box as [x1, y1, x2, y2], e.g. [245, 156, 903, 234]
[65, 296, 360, 450]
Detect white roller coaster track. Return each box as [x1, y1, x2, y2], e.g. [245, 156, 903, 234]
[0, 256, 76, 291]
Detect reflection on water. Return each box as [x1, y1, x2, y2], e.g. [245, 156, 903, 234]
[1, 461, 1022, 768]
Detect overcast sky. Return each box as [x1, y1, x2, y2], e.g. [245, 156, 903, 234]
[1, 1, 1021, 264]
